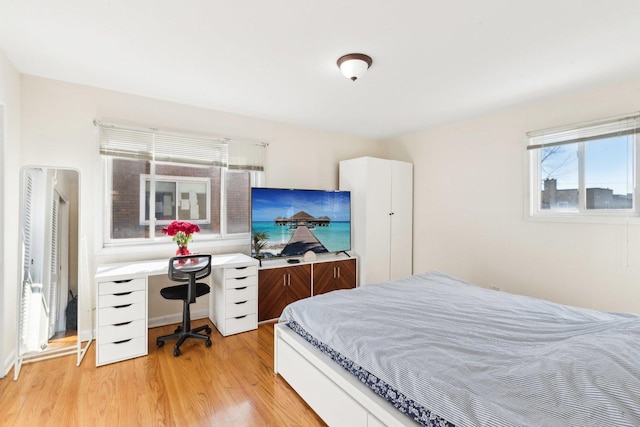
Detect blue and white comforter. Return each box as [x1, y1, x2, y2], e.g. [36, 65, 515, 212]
[279, 271, 640, 427]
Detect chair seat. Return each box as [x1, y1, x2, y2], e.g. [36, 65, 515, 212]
[160, 282, 210, 301]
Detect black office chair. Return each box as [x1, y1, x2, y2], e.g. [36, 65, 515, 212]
[156, 254, 213, 356]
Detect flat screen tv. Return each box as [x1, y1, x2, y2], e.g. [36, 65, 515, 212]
[250, 187, 351, 258]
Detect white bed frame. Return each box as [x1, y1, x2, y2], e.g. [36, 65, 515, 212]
[274, 323, 418, 427]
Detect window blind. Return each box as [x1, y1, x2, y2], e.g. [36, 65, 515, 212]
[228, 140, 267, 171]
[527, 112, 640, 150]
[96, 121, 228, 167]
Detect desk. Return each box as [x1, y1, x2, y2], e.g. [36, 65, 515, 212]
[94, 253, 258, 366]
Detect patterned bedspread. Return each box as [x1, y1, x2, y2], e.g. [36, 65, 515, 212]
[279, 271, 640, 427]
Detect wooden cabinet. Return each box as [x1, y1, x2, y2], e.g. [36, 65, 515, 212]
[258, 257, 357, 321]
[313, 259, 356, 296]
[340, 157, 413, 285]
[258, 264, 311, 321]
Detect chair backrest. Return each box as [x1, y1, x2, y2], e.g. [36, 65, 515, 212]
[168, 254, 212, 283]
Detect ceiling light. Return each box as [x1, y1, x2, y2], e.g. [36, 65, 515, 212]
[337, 53, 372, 81]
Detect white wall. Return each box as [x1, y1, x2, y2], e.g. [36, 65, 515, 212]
[387, 76, 640, 314]
[0, 50, 21, 377]
[15, 75, 385, 348]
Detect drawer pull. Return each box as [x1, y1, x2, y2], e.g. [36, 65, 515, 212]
[114, 304, 132, 309]
[235, 276, 248, 280]
[113, 291, 133, 296]
[234, 315, 248, 319]
[235, 266, 248, 270]
[234, 300, 248, 305]
[114, 321, 132, 327]
[234, 286, 247, 290]
[114, 279, 133, 283]
[114, 339, 132, 344]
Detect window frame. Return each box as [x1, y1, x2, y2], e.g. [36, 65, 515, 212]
[138, 173, 212, 226]
[96, 121, 267, 250]
[526, 113, 640, 223]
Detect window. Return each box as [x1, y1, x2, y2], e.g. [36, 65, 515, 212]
[140, 174, 211, 225]
[98, 122, 265, 246]
[527, 113, 639, 220]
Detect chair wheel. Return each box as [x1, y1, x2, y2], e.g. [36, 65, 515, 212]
[173, 347, 181, 357]
[205, 327, 212, 334]
[205, 339, 212, 347]
[157, 339, 164, 347]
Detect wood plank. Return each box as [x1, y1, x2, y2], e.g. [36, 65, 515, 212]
[0, 321, 326, 426]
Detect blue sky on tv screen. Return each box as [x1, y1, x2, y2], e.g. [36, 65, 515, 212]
[251, 188, 350, 222]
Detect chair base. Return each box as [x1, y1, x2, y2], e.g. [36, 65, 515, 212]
[157, 323, 212, 357]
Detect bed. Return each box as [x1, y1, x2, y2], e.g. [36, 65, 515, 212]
[273, 271, 640, 427]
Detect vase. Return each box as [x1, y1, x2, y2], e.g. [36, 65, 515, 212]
[176, 245, 190, 256]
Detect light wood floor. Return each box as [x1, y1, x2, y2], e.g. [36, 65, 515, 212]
[0, 320, 326, 426]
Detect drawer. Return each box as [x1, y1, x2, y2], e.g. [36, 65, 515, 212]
[224, 313, 257, 336]
[97, 336, 147, 366]
[98, 289, 145, 308]
[226, 265, 257, 279]
[225, 285, 257, 303]
[226, 299, 257, 318]
[99, 319, 146, 344]
[99, 278, 146, 295]
[98, 302, 146, 326]
[225, 274, 257, 289]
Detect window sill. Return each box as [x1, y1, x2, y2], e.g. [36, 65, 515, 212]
[95, 235, 251, 265]
[526, 212, 640, 225]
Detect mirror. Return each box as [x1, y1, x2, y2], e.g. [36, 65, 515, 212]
[14, 166, 80, 378]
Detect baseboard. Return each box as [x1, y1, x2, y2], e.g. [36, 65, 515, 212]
[1, 348, 16, 379]
[148, 308, 210, 329]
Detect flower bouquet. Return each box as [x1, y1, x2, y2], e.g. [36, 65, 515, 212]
[162, 221, 200, 256]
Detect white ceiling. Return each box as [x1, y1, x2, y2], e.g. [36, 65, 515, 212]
[1, 1, 640, 140]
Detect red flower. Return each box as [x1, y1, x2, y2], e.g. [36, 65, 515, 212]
[162, 221, 200, 237]
[162, 221, 200, 248]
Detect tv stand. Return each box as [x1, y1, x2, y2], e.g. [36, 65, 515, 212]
[257, 253, 357, 321]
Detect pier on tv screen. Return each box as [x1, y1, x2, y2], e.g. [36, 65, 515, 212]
[250, 187, 351, 258]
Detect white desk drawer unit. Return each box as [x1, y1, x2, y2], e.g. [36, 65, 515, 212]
[96, 277, 148, 366]
[211, 263, 259, 336]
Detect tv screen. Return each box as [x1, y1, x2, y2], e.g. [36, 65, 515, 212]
[250, 187, 351, 258]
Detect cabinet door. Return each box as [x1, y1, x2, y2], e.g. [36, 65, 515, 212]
[258, 265, 311, 321]
[313, 259, 356, 296]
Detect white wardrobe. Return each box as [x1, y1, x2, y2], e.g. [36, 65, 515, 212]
[339, 157, 413, 286]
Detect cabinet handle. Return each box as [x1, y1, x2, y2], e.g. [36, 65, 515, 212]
[389, 212, 395, 215]
[114, 279, 133, 283]
[113, 339, 132, 344]
[235, 266, 248, 270]
[333, 267, 336, 279]
[235, 286, 247, 290]
[235, 276, 248, 280]
[288, 274, 291, 286]
[337, 267, 340, 279]
[234, 301, 248, 305]
[283, 275, 287, 287]
[114, 304, 132, 309]
[113, 291, 132, 296]
[114, 321, 132, 327]
[234, 315, 248, 319]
